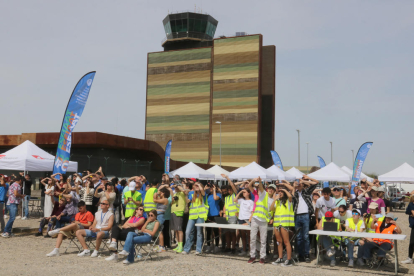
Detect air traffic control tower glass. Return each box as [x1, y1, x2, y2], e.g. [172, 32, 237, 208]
[163, 12, 218, 42]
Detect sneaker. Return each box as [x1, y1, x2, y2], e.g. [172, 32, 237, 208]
[330, 260, 336, 267]
[118, 250, 129, 256]
[247, 257, 256, 264]
[175, 247, 183, 253]
[22, 217, 28, 220]
[401, 258, 413, 264]
[3, 215, 8, 219]
[157, 246, 166, 253]
[77, 250, 91, 257]
[348, 259, 354, 267]
[109, 241, 117, 251]
[281, 259, 293, 267]
[327, 249, 335, 257]
[91, 250, 99, 258]
[1, 232, 10, 238]
[16, 216, 21, 219]
[259, 258, 265, 265]
[105, 253, 118, 261]
[48, 229, 61, 238]
[194, 251, 201, 255]
[123, 259, 132, 265]
[305, 255, 311, 263]
[298, 256, 305, 262]
[272, 258, 283, 265]
[35, 232, 43, 237]
[357, 258, 365, 266]
[181, 251, 189, 255]
[46, 249, 59, 257]
[204, 246, 211, 253]
[238, 250, 247, 256]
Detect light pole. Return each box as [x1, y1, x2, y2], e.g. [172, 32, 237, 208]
[306, 142, 309, 173]
[296, 130, 300, 167]
[330, 142, 333, 162]
[216, 121, 222, 167]
[351, 150, 354, 167]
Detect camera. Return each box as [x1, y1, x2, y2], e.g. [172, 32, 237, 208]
[364, 213, 371, 219]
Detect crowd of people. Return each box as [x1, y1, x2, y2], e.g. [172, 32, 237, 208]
[1, 169, 414, 268]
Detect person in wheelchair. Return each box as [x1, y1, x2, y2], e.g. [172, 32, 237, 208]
[119, 209, 160, 265]
[359, 213, 402, 266]
[344, 209, 365, 267]
[317, 211, 342, 267]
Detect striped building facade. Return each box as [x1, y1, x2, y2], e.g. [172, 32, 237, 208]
[146, 34, 275, 167]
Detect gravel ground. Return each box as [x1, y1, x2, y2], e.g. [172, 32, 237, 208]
[1, 209, 413, 275]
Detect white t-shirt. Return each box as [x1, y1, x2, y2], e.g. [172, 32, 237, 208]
[334, 210, 353, 224]
[253, 190, 274, 222]
[296, 191, 308, 214]
[237, 199, 254, 220]
[345, 219, 365, 231]
[315, 197, 336, 219]
[95, 210, 113, 229]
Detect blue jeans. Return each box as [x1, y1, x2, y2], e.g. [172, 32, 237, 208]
[123, 232, 152, 263]
[295, 213, 310, 257]
[157, 213, 165, 226]
[320, 236, 335, 261]
[362, 241, 392, 259]
[23, 195, 30, 218]
[346, 239, 363, 260]
[56, 215, 74, 228]
[4, 204, 18, 234]
[183, 217, 205, 253]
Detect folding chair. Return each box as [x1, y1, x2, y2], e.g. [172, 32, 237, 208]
[134, 225, 164, 262]
[64, 235, 82, 254]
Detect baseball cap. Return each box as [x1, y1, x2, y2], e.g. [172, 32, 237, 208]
[371, 186, 379, 191]
[352, 209, 361, 216]
[377, 186, 385, 192]
[189, 178, 196, 182]
[385, 213, 395, 220]
[325, 211, 334, 218]
[268, 184, 277, 190]
[129, 181, 136, 191]
[368, 202, 379, 209]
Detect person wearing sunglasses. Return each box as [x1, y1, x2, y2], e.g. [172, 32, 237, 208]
[106, 205, 146, 261]
[120, 209, 160, 265]
[333, 205, 352, 230]
[76, 199, 114, 257]
[344, 209, 366, 267]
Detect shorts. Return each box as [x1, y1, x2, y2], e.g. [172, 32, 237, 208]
[85, 230, 110, 239]
[171, 213, 183, 231]
[157, 213, 165, 225]
[238, 219, 249, 225]
[60, 224, 84, 238]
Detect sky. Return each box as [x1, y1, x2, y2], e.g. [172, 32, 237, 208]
[1, 0, 413, 175]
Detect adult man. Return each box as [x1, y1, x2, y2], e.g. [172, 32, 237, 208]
[333, 205, 353, 230]
[46, 201, 94, 257]
[317, 211, 342, 267]
[345, 209, 365, 267]
[222, 174, 239, 254]
[2, 176, 24, 238]
[123, 182, 142, 221]
[332, 187, 346, 206]
[247, 177, 273, 265]
[35, 196, 66, 237]
[171, 182, 188, 253]
[22, 173, 32, 220]
[315, 187, 337, 222]
[0, 175, 9, 232]
[143, 179, 158, 214]
[76, 199, 114, 257]
[292, 175, 318, 262]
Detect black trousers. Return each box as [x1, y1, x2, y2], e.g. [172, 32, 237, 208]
[111, 225, 135, 241]
[162, 220, 171, 248]
[206, 216, 219, 246]
[182, 213, 189, 239]
[409, 227, 414, 259]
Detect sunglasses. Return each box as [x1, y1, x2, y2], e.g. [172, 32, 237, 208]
[339, 211, 345, 214]
[352, 212, 359, 215]
[100, 203, 109, 205]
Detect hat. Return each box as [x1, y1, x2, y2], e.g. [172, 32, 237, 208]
[189, 178, 196, 182]
[385, 213, 395, 220]
[371, 186, 379, 191]
[352, 209, 361, 216]
[325, 211, 334, 218]
[368, 202, 379, 209]
[377, 186, 385, 192]
[268, 184, 277, 190]
[129, 181, 136, 191]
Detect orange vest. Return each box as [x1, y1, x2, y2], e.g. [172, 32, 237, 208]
[373, 221, 396, 248]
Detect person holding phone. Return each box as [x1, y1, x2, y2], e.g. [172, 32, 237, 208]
[123, 182, 142, 221]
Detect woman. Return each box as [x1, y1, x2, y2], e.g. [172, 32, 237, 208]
[402, 195, 414, 264]
[271, 188, 294, 267]
[41, 177, 55, 217]
[234, 188, 253, 256]
[95, 182, 116, 212]
[119, 209, 160, 265]
[364, 202, 383, 233]
[182, 182, 207, 255]
[153, 186, 171, 252]
[205, 183, 221, 254]
[105, 205, 146, 261]
[78, 180, 94, 213]
[364, 186, 386, 213]
[349, 188, 367, 215]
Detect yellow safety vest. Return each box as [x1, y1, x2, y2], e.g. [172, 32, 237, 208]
[317, 217, 341, 246]
[346, 218, 364, 240]
[252, 192, 270, 222]
[273, 200, 295, 227]
[189, 196, 209, 220]
[366, 216, 384, 233]
[225, 194, 238, 219]
[124, 191, 141, 218]
[144, 187, 157, 212]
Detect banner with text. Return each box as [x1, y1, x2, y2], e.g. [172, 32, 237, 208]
[164, 140, 172, 173]
[352, 142, 373, 186]
[270, 150, 283, 170]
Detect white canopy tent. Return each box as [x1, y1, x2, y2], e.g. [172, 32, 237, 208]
[307, 162, 351, 182]
[229, 162, 277, 181]
[207, 165, 230, 181]
[266, 165, 296, 181]
[341, 166, 373, 182]
[0, 140, 78, 172]
[286, 167, 305, 179]
[378, 163, 414, 183]
[168, 162, 215, 180]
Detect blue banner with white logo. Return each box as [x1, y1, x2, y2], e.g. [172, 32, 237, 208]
[164, 140, 172, 173]
[270, 150, 283, 170]
[53, 72, 96, 176]
[352, 142, 373, 185]
[317, 156, 329, 188]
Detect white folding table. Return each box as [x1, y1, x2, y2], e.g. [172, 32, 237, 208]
[309, 230, 406, 275]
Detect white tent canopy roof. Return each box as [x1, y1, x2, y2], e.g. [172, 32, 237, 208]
[0, 140, 78, 172]
[378, 163, 414, 183]
[286, 167, 305, 179]
[207, 165, 230, 180]
[307, 162, 351, 182]
[229, 162, 277, 180]
[266, 165, 295, 181]
[168, 162, 215, 180]
[341, 166, 373, 182]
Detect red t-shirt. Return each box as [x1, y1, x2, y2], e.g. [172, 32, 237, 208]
[75, 211, 94, 229]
